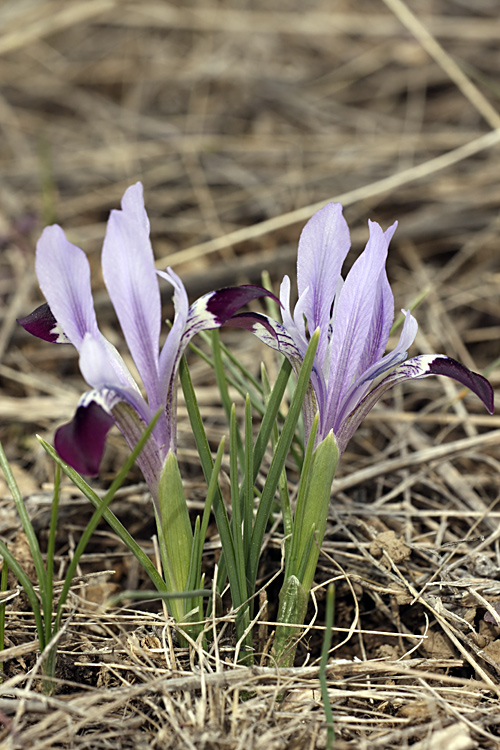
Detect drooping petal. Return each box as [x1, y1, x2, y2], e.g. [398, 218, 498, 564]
[424, 355, 494, 413]
[17, 303, 71, 344]
[55, 384, 166, 504]
[176, 284, 277, 357]
[35, 225, 99, 348]
[326, 220, 397, 423]
[55, 399, 115, 476]
[102, 183, 162, 409]
[335, 354, 494, 454]
[331, 309, 418, 433]
[228, 311, 303, 363]
[203, 284, 277, 323]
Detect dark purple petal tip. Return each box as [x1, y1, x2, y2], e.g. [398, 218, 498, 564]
[226, 311, 277, 334]
[428, 356, 495, 414]
[17, 303, 67, 343]
[206, 285, 279, 324]
[54, 401, 115, 476]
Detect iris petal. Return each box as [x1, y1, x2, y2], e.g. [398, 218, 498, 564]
[55, 401, 114, 476]
[102, 183, 162, 410]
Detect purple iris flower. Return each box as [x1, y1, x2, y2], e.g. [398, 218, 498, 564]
[18, 183, 270, 502]
[229, 203, 494, 453]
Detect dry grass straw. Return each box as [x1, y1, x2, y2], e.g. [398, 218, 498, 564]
[2, 0, 500, 746]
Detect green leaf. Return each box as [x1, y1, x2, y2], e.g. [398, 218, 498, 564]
[158, 451, 193, 595]
[298, 432, 339, 596]
[39, 439, 168, 594]
[271, 574, 308, 667]
[179, 358, 246, 610]
[0, 539, 45, 647]
[0, 443, 47, 603]
[246, 330, 320, 593]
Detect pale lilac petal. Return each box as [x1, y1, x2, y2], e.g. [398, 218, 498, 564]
[356, 221, 397, 374]
[335, 354, 494, 454]
[326, 220, 396, 422]
[296, 203, 350, 334]
[280, 276, 308, 355]
[330, 309, 418, 432]
[78, 331, 172, 452]
[102, 183, 161, 408]
[79, 333, 142, 399]
[17, 303, 70, 344]
[157, 267, 189, 395]
[359, 309, 418, 384]
[35, 225, 98, 348]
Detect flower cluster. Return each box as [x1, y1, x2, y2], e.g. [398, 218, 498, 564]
[18, 183, 270, 506]
[228, 202, 494, 451]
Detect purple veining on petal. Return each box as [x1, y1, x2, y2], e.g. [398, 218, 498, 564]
[17, 303, 70, 344]
[329, 309, 418, 434]
[55, 401, 115, 476]
[35, 225, 99, 349]
[296, 203, 350, 340]
[102, 183, 162, 410]
[355, 221, 397, 376]
[326, 219, 397, 426]
[227, 312, 302, 360]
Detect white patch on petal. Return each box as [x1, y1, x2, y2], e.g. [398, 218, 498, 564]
[185, 294, 218, 336]
[79, 387, 121, 413]
[401, 354, 441, 377]
[51, 321, 71, 344]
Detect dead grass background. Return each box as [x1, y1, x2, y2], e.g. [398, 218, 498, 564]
[1, 0, 500, 747]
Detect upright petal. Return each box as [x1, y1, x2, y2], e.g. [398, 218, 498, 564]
[35, 226, 99, 348]
[326, 220, 396, 425]
[296, 203, 350, 364]
[355, 221, 397, 374]
[280, 276, 308, 356]
[102, 183, 162, 409]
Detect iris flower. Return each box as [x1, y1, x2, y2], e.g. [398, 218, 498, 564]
[19, 183, 269, 504]
[229, 203, 494, 452]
